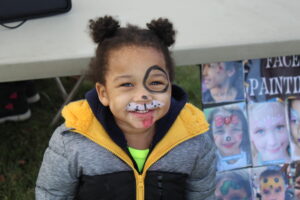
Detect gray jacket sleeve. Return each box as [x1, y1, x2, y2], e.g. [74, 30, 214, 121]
[35, 125, 79, 200]
[186, 132, 217, 200]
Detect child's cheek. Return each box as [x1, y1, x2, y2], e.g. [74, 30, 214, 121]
[237, 134, 242, 141]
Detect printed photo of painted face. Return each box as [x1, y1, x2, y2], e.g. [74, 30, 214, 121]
[215, 170, 252, 200]
[295, 175, 300, 200]
[293, 161, 300, 200]
[289, 99, 300, 159]
[248, 102, 290, 165]
[258, 168, 286, 200]
[202, 61, 244, 104]
[207, 103, 251, 171]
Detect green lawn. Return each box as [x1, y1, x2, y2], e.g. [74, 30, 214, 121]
[0, 65, 201, 200]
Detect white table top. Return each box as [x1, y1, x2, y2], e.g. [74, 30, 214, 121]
[1, 0, 300, 82]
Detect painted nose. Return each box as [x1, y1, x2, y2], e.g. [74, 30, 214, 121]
[223, 129, 232, 142]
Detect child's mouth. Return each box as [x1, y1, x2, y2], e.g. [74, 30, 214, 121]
[134, 109, 152, 114]
[130, 110, 154, 117]
[222, 142, 235, 148]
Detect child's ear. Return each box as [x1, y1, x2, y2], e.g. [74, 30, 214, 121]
[95, 82, 109, 106]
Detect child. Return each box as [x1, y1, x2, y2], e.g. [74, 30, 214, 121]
[35, 16, 216, 199]
[248, 102, 290, 166]
[207, 104, 251, 171]
[257, 167, 291, 200]
[215, 170, 252, 200]
[289, 99, 300, 159]
[201, 61, 244, 104]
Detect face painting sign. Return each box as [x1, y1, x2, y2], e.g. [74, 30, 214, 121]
[246, 55, 300, 102]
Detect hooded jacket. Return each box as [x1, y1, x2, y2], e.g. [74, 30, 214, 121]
[36, 86, 216, 200]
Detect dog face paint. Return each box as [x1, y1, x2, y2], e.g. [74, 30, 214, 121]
[143, 65, 170, 93]
[124, 65, 170, 129]
[126, 100, 165, 112]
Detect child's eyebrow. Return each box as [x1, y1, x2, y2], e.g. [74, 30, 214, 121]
[150, 74, 167, 78]
[113, 75, 132, 81]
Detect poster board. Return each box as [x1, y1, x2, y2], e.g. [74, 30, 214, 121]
[202, 55, 300, 199]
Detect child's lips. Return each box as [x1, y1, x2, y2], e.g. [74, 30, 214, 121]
[130, 110, 154, 118]
[222, 143, 235, 148]
[266, 146, 281, 153]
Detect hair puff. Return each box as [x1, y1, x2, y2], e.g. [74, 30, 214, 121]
[89, 16, 120, 44]
[146, 18, 175, 47]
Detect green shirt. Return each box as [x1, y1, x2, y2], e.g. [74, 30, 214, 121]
[128, 147, 150, 172]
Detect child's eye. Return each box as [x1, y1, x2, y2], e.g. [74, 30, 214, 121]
[291, 119, 297, 124]
[255, 129, 264, 135]
[214, 130, 224, 135]
[147, 79, 168, 92]
[120, 83, 133, 87]
[232, 128, 242, 133]
[150, 81, 164, 85]
[275, 124, 286, 132]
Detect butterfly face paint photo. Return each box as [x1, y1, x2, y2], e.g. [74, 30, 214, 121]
[96, 46, 171, 134]
[211, 109, 243, 157]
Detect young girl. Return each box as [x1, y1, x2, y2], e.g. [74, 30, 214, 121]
[207, 104, 251, 171]
[201, 61, 244, 104]
[248, 102, 290, 166]
[36, 16, 216, 200]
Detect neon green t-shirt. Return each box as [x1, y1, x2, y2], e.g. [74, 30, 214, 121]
[128, 147, 149, 172]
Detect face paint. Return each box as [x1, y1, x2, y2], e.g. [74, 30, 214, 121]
[260, 175, 284, 194]
[143, 65, 170, 93]
[220, 180, 242, 195]
[214, 114, 239, 127]
[126, 100, 165, 111]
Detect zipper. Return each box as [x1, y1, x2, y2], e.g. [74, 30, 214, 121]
[136, 173, 145, 200]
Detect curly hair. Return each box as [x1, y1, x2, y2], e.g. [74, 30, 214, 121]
[87, 15, 176, 84]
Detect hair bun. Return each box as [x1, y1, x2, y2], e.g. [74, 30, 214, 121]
[146, 18, 175, 47]
[89, 16, 120, 44]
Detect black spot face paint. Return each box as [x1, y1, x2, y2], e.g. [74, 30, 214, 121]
[142, 95, 148, 100]
[143, 65, 170, 93]
[226, 136, 231, 142]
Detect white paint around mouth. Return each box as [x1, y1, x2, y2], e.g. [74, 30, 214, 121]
[126, 100, 164, 112]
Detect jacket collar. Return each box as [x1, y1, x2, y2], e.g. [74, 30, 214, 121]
[85, 84, 188, 150]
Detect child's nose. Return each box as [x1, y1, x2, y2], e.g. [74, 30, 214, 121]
[133, 87, 152, 102]
[266, 133, 277, 146]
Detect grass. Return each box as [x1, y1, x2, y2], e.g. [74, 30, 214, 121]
[0, 65, 201, 200]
